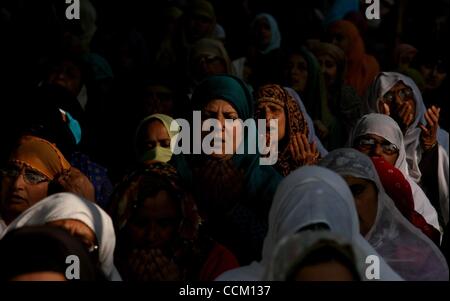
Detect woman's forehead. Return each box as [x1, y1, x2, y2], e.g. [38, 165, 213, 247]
[205, 99, 237, 112]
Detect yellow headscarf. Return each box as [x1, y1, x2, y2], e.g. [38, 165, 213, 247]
[10, 136, 71, 180]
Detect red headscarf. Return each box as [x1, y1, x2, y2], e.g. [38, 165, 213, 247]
[371, 157, 440, 245]
[327, 20, 380, 97]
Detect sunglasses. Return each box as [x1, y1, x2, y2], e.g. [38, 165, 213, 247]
[0, 163, 50, 185]
[355, 137, 399, 155]
[381, 87, 413, 105]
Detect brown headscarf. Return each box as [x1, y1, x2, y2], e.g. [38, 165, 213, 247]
[10, 136, 71, 180]
[255, 84, 309, 176]
[328, 20, 380, 97]
[109, 162, 201, 242]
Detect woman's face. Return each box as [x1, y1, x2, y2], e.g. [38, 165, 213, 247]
[317, 54, 338, 88]
[126, 190, 181, 250]
[354, 134, 399, 166]
[420, 63, 447, 91]
[255, 18, 272, 49]
[202, 99, 242, 159]
[193, 54, 227, 81]
[380, 81, 416, 126]
[294, 260, 356, 281]
[329, 29, 350, 54]
[0, 162, 49, 224]
[138, 120, 171, 154]
[285, 54, 308, 93]
[343, 176, 378, 236]
[255, 101, 286, 142]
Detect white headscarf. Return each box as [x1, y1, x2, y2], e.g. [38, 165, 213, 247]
[263, 231, 367, 281]
[1, 193, 122, 281]
[285, 87, 328, 157]
[364, 72, 449, 224]
[348, 113, 441, 230]
[320, 148, 448, 280]
[216, 166, 403, 281]
[251, 13, 281, 55]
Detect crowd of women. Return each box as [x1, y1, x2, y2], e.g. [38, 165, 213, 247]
[0, 0, 448, 281]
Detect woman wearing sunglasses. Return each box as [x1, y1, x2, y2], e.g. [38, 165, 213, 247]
[348, 113, 441, 235]
[364, 72, 449, 230]
[0, 135, 94, 232]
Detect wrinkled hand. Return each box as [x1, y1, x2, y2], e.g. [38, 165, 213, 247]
[56, 167, 95, 202]
[380, 102, 414, 133]
[419, 106, 440, 151]
[289, 133, 319, 166]
[397, 102, 415, 130]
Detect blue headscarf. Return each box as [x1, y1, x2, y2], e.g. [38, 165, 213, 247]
[189, 74, 282, 205]
[252, 13, 281, 55]
[323, 0, 359, 25]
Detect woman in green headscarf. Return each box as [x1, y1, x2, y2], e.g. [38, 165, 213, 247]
[185, 74, 282, 264]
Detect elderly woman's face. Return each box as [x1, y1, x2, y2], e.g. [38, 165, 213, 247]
[285, 54, 308, 93]
[354, 134, 399, 166]
[126, 190, 181, 250]
[343, 176, 378, 236]
[202, 99, 242, 159]
[0, 161, 49, 224]
[255, 101, 286, 142]
[382, 81, 416, 127]
[317, 54, 338, 88]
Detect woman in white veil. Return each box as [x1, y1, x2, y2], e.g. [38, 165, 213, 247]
[216, 166, 402, 281]
[1, 192, 122, 281]
[348, 113, 444, 231]
[364, 72, 449, 226]
[320, 148, 448, 280]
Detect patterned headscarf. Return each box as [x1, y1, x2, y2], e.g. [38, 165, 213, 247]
[108, 162, 201, 243]
[255, 84, 309, 176]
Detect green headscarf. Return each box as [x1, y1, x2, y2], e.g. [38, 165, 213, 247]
[190, 74, 282, 206]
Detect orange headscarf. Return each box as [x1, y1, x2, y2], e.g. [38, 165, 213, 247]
[10, 136, 71, 180]
[328, 20, 380, 97]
